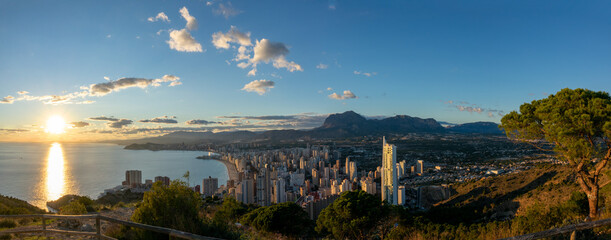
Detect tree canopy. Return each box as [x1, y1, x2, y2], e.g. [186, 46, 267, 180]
[241, 202, 313, 237]
[500, 88, 611, 218]
[316, 190, 390, 240]
[131, 180, 206, 239]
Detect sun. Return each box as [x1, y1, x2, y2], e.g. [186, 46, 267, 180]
[46, 116, 66, 134]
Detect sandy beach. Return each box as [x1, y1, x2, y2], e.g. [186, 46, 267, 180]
[218, 159, 239, 182]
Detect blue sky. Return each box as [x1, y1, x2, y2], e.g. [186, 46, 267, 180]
[1, 0, 610, 141]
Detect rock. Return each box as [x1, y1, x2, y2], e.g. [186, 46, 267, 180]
[80, 223, 94, 232]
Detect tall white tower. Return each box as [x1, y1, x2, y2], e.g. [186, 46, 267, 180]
[381, 137, 398, 205]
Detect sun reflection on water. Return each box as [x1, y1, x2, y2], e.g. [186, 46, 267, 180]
[46, 143, 65, 201]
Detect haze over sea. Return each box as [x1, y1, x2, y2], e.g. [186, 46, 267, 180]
[0, 142, 229, 209]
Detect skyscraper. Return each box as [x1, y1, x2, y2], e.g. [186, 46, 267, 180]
[381, 137, 398, 205]
[202, 176, 218, 197]
[125, 170, 142, 187]
[349, 161, 357, 181]
[417, 160, 424, 175]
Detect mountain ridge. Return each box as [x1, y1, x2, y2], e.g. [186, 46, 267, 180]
[112, 111, 502, 145]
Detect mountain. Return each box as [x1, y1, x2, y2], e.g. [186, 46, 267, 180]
[114, 111, 499, 145]
[446, 122, 503, 134]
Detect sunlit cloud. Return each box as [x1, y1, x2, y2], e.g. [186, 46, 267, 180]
[89, 75, 181, 96]
[0, 128, 29, 132]
[139, 117, 178, 124]
[148, 12, 170, 22]
[186, 119, 218, 125]
[328, 90, 357, 100]
[242, 79, 274, 95]
[166, 7, 202, 52]
[70, 121, 90, 128]
[0, 95, 15, 104]
[168, 29, 203, 52]
[212, 26, 252, 49]
[1, 75, 180, 105]
[444, 100, 505, 118]
[212, 27, 302, 76]
[89, 116, 133, 128]
[179, 7, 197, 30]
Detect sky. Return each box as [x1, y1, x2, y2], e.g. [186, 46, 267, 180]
[0, 0, 610, 142]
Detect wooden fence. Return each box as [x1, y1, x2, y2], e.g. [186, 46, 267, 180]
[500, 218, 611, 240]
[0, 214, 223, 240]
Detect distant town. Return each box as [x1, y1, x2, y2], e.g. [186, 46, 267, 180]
[106, 133, 558, 220]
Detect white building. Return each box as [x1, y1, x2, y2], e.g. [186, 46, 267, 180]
[349, 161, 357, 181]
[381, 137, 398, 205]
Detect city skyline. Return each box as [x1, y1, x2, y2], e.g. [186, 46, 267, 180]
[1, 1, 610, 142]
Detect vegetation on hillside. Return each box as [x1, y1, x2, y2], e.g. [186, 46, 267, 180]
[0, 195, 45, 215]
[501, 88, 611, 219]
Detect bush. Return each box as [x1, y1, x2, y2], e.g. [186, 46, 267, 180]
[59, 201, 87, 215]
[0, 219, 16, 228]
[131, 181, 207, 239]
[316, 190, 389, 240]
[241, 202, 313, 237]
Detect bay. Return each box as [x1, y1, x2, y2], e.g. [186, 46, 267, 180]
[0, 142, 228, 209]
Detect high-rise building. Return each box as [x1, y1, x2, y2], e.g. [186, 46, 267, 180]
[360, 178, 376, 195]
[398, 185, 406, 205]
[349, 161, 357, 181]
[256, 168, 271, 206]
[417, 160, 425, 175]
[272, 178, 286, 203]
[125, 170, 142, 187]
[237, 178, 255, 204]
[381, 137, 398, 205]
[345, 157, 350, 175]
[202, 176, 218, 197]
[154, 176, 170, 186]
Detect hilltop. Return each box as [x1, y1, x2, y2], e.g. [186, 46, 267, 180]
[0, 194, 46, 215]
[115, 111, 501, 145]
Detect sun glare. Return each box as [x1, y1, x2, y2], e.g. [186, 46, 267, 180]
[46, 116, 66, 134]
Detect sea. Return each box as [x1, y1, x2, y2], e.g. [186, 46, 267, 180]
[0, 142, 229, 209]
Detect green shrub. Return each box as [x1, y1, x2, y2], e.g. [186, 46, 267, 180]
[0, 219, 17, 228]
[59, 201, 87, 215]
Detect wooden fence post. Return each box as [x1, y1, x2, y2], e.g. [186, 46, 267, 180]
[96, 214, 101, 240]
[42, 216, 47, 239]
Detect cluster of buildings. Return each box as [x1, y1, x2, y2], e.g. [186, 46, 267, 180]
[101, 170, 221, 198]
[215, 137, 438, 219]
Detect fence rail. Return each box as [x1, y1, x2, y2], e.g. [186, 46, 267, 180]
[500, 218, 611, 240]
[0, 214, 222, 240]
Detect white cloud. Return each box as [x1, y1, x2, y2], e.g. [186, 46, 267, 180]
[354, 70, 377, 77]
[106, 34, 112, 38]
[316, 63, 328, 69]
[251, 39, 302, 73]
[211, 28, 302, 76]
[328, 90, 357, 100]
[211, 26, 252, 49]
[148, 12, 170, 22]
[167, 29, 203, 52]
[215, 2, 241, 19]
[242, 79, 274, 95]
[326, 87, 333, 91]
[179, 7, 197, 30]
[1, 75, 181, 104]
[0, 95, 15, 104]
[444, 100, 505, 118]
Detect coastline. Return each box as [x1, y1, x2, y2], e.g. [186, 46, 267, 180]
[216, 158, 239, 183]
